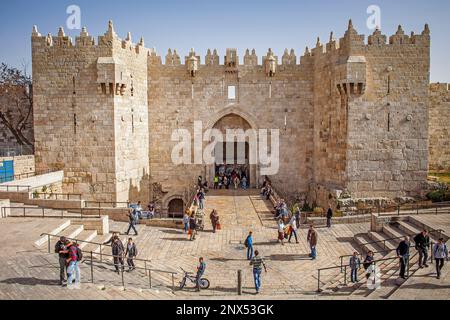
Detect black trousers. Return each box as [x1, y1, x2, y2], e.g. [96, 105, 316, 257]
[126, 223, 138, 235]
[327, 218, 332, 228]
[114, 257, 124, 272]
[59, 257, 67, 283]
[435, 258, 445, 277]
[288, 230, 298, 242]
[127, 258, 135, 269]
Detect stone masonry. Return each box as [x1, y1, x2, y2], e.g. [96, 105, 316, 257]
[429, 83, 450, 172]
[31, 20, 436, 210]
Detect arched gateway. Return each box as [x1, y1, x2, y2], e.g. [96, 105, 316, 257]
[207, 113, 259, 189]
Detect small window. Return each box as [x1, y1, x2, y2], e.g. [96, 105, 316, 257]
[228, 86, 236, 100]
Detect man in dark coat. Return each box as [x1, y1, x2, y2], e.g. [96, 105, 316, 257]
[396, 236, 410, 279]
[326, 205, 333, 228]
[414, 230, 430, 268]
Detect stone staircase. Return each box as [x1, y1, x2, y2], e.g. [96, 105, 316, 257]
[320, 216, 446, 299]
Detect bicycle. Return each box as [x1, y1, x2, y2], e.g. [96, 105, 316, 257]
[179, 267, 210, 290]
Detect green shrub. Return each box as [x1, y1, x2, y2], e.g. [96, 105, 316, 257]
[427, 190, 450, 203]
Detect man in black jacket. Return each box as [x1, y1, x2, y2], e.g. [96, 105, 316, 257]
[414, 230, 430, 268]
[396, 236, 410, 279]
[112, 237, 125, 274]
[55, 236, 69, 286]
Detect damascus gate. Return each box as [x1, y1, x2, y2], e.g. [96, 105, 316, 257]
[31, 20, 435, 213]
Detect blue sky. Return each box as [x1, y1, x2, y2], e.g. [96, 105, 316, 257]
[0, 0, 449, 82]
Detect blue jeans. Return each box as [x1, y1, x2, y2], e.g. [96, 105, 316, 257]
[253, 269, 262, 292]
[199, 199, 204, 210]
[247, 246, 254, 260]
[184, 223, 189, 233]
[67, 261, 80, 285]
[351, 269, 358, 282]
[310, 246, 317, 259]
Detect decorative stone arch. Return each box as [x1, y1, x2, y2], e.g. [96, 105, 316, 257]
[163, 194, 185, 216]
[205, 104, 261, 189]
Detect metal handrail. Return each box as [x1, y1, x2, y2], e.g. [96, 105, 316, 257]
[31, 192, 82, 201]
[317, 252, 419, 293]
[84, 201, 130, 208]
[0, 169, 56, 182]
[0, 185, 31, 192]
[2, 206, 101, 219]
[44, 233, 178, 291]
[349, 228, 445, 255]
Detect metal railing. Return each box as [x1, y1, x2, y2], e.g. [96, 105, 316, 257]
[84, 201, 130, 208]
[377, 202, 450, 216]
[31, 193, 82, 201]
[339, 228, 446, 270]
[0, 169, 56, 183]
[1, 206, 101, 219]
[317, 250, 419, 293]
[0, 185, 31, 192]
[42, 233, 178, 291]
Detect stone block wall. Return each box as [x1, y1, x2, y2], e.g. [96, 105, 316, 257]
[429, 83, 450, 172]
[0, 155, 35, 178]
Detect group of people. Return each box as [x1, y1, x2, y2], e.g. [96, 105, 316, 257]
[103, 233, 139, 274]
[346, 230, 449, 284]
[55, 236, 82, 288]
[213, 170, 248, 190]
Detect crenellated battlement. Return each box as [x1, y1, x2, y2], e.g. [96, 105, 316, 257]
[32, 21, 149, 57]
[301, 20, 430, 61]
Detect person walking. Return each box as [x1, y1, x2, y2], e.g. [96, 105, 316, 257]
[112, 237, 125, 275]
[242, 176, 248, 190]
[55, 236, 69, 286]
[213, 175, 219, 190]
[245, 231, 254, 260]
[307, 225, 318, 260]
[326, 205, 333, 228]
[396, 236, 410, 279]
[433, 238, 448, 279]
[183, 211, 190, 234]
[288, 215, 299, 244]
[198, 189, 205, 210]
[195, 257, 206, 292]
[349, 252, 361, 283]
[414, 230, 430, 268]
[126, 208, 138, 236]
[125, 238, 138, 272]
[189, 215, 197, 241]
[277, 219, 285, 246]
[66, 242, 81, 289]
[363, 251, 375, 279]
[249, 250, 267, 294]
[210, 210, 219, 233]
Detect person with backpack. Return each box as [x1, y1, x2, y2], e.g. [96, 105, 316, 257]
[55, 236, 69, 286]
[396, 236, 410, 279]
[433, 238, 448, 279]
[126, 208, 138, 236]
[307, 225, 318, 260]
[363, 251, 375, 279]
[189, 215, 197, 241]
[349, 252, 361, 283]
[245, 231, 254, 260]
[414, 230, 430, 268]
[249, 250, 267, 294]
[112, 237, 125, 274]
[326, 205, 333, 228]
[125, 238, 138, 272]
[66, 241, 81, 289]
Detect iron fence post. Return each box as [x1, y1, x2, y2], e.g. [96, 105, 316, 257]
[172, 273, 175, 292]
[100, 245, 103, 262]
[149, 269, 152, 288]
[344, 266, 347, 286]
[148, 270, 152, 289]
[237, 270, 242, 295]
[42, 208, 45, 218]
[90, 251, 94, 283]
[430, 242, 434, 264]
[340, 256, 343, 273]
[317, 270, 320, 292]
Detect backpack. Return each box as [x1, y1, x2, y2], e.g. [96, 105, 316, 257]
[244, 237, 249, 248]
[75, 246, 83, 261]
